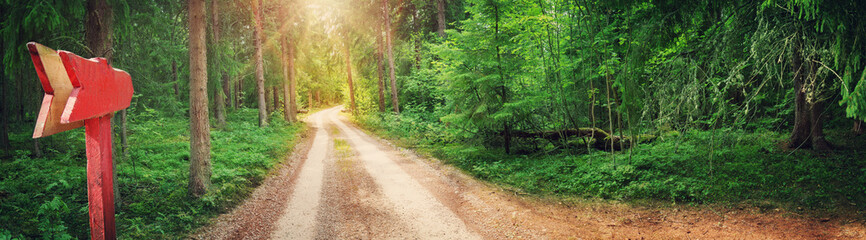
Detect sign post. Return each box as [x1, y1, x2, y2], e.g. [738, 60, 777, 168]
[28, 42, 133, 240]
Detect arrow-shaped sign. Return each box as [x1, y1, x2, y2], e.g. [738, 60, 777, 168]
[28, 42, 133, 240]
[59, 48, 133, 123]
[27, 43, 84, 138]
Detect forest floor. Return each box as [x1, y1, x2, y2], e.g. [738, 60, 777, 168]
[191, 106, 866, 239]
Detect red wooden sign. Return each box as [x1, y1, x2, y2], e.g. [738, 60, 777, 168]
[28, 42, 133, 240]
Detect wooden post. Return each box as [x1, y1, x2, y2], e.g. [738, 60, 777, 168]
[84, 114, 116, 239]
[28, 42, 132, 240]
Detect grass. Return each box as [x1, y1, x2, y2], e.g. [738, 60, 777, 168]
[0, 108, 304, 239]
[354, 112, 866, 217]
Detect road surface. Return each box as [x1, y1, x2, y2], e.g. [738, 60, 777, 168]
[193, 106, 865, 240]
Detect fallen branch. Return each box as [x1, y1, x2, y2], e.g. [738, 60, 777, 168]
[511, 128, 655, 151]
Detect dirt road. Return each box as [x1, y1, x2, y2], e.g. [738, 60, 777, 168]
[193, 106, 866, 239]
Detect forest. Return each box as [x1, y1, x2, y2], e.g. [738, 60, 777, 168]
[2, 0, 866, 238]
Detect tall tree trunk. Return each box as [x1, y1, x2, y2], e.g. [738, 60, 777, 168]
[272, 86, 279, 113]
[308, 90, 314, 109]
[281, 36, 290, 118]
[436, 0, 447, 38]
[383, 0, 400, 114]
[283, 37, 297, 122]
[0, 59, 9, 150]
[16, 72, 24, 123]
[0, 3, 7, 149]
[211, 0, 226, 128]
[855, 119, 865, 136]
[33, 139, 42, 158]
[237, 77, 243, 108]
[376, 27, 386, 112]
[214, 85, 226, 127]
[253, 0, 268, 126]
[120, 111, 128, 159]
[412, 4, 421, 70]
[172, 61, 180, 99]
[789, 43, 812, 148]
[223, 73, 231, 109]
[188, 0, 211, 198]
[810, 99, 829, 150]
[86, 0, 122, 208]
[345, 33, 356, 112]
[86, 0, 113, 59]
[266, 87, 273, 114]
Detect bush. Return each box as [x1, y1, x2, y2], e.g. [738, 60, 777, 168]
[355, 111, 866, 212]
[0, 109, 304, 239]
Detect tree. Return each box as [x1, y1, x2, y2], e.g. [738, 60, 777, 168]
[85, 0, 123, 207]
[188, 0, 212, 198]
[376, 24, 386, 112]
[283, 36, 298, 122]
[436, 0, 446, 38]
[0, 3, 8, 149]
[383, 0, 400, 114]
[253, 0, 268, 126]
[344, 27, 356, 112]
[759, 0, 866, 150]
[211, 0, 227, 128]
[0, 67, 7, 150]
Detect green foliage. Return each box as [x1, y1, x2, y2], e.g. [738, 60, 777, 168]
[358, 112, 866, 211]
[0, 110, 303, 238]
[37, 197, 73, 240]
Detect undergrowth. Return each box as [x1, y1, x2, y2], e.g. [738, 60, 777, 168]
[0, 109, 303, 239]
[355, 112, 866, 215]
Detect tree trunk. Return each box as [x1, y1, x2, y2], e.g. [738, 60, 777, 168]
[33, 139, 42, 158]
[272, 86, 279, 114]
[283, 37, 297, 122]
[16, 72, 24, 123]
[810, 99, 829, 150]
[223, 73, 231, 109]
[211, 0, 226, 128]
[376, 27, 386, 112]
[188, 0, 211, 198]
[214, 84, 226, 127]
[86, 0, 113, 59]
[308, 90, 314, 109]
[253, 0, 268, 127]
[236, 77, 243, 108]
[0, 3, 7, 149]
[855, 119, 865, 136]
[789, 41, 831, 150]
[266, 87, 272, 114]
[0, 61, 9, 150]
[788, 43, 812, 148]
[345, 33, 356, 112]
[120, 110, 128, 158]
[383, 0, 400, 114]
[436, 0, 446, 38]
[412, 4, 421, 70]
[172, 61, 180, 99]
[86, 0, 122, 207]
[789, 43, 812, 148]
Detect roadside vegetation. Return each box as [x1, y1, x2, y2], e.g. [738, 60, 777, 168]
[356, 113, 866, 214]
[341, 0, 866, 217]
[0, 109, 302, 239]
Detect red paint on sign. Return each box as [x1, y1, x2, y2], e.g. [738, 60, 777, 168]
[58, 51, 133, 123]
[27, 42, 129, 240]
